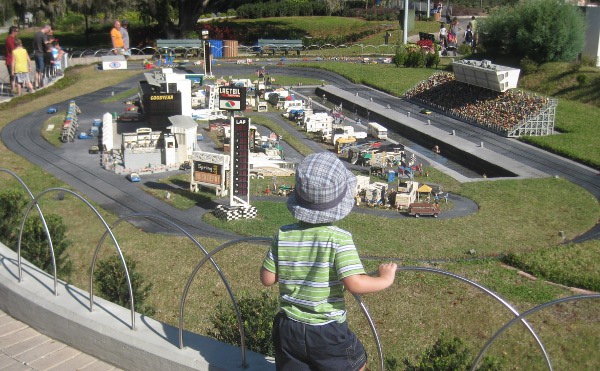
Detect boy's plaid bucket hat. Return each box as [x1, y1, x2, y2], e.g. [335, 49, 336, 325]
[287, 152, 357, 224]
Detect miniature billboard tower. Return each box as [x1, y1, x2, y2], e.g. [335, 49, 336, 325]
[213, 85, 258, 221]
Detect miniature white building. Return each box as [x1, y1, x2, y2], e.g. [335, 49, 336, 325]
[167, 115, 198, 164]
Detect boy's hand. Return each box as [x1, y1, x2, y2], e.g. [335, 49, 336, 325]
[378, 263, 397, 285]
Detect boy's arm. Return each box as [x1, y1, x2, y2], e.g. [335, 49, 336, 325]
[260, 267, 278, 286]
[341, 262, 397, 295]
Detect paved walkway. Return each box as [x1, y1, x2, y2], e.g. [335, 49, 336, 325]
[0, 310, 120, 371]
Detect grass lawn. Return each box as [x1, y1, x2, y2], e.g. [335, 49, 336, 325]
[1, 19, 599, 368]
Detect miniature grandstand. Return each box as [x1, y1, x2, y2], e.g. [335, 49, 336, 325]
[405, 62, 557, 138]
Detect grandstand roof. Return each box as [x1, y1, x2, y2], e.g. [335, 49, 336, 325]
[452, 60, 520, 92]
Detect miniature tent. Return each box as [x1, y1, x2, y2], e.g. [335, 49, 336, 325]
[417, 184, 432, 201]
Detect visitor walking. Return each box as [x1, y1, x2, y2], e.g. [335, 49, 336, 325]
[4, 26, 19, 93]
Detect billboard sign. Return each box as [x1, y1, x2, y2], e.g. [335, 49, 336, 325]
[219, 86, 247, 111]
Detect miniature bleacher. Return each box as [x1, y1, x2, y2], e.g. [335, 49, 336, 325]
[256, 39, 303, 56]
[156, 39, 203, 58]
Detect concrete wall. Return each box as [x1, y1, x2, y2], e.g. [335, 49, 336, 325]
[0, 242, 275, 370]
[582, 6, 600, 67]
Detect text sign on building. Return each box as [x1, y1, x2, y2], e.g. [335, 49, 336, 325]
[231, 117, 250, 201]
[219, 86, 247, 111]
[194, 161, 222, 185]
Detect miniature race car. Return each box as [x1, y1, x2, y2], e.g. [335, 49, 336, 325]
[420, 108, 432, 115]
[78, 132, 94, 139]
[88, 145, 100, 154]
[126, 172, 141, 182]
[47, 107, 58, 114]
[93, 119, 102, 127]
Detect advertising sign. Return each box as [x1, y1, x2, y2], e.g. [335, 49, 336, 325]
[194, 161, 222, 185]
[219, 86, 247, 111]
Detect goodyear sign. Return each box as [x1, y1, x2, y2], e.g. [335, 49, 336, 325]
[219, 86, 246, 111]
[149, 95, 174, 101]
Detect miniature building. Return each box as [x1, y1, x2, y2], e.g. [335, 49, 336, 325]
[167, 115, 198, 164]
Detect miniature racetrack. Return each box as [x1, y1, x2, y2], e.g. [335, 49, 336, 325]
[2, 64, 600, 242]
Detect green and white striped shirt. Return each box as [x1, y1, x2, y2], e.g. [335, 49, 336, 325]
[262, 223, 366, 325]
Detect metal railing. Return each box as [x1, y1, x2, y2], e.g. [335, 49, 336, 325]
[2, 168, 598, 370]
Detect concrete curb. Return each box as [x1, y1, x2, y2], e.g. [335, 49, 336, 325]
[0, 243, 275, 371]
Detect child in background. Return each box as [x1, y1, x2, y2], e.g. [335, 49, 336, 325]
[11, 38, 35, 96]
[260, 152, 397, 370]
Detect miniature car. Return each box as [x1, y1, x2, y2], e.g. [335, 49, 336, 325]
[47, 107, 58, 114]
[197, 134, 204, 141]
[126, 172, 141, 182]
[407, 203, 440, 218]
[117, 112, 142, 122]
[420, 108, 432, 115]
[92, 119, 102, 127]
[88, 145, 100, 154]
[179, 161, 191, 170]
[78, 132, 94, 139]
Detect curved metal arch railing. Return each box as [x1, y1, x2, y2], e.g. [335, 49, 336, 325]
[179, 236, 272, 368]
[0, 169, 55, 292]
[93, 213, 233, 332]
[353, 266, 552, 371]
[471, 294, 600, 371]
[17, 188, 123, 299]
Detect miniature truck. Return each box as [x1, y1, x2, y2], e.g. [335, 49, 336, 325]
[407, 202, 441, 218]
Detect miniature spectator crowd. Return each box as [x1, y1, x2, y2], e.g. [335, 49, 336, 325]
[404, 72, 550, 133]
[4, 24, 64, 96]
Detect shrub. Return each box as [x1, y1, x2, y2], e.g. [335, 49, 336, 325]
[208, 291, 279, 357]
[404, 49, 424, 68]
[20, 214, 73, 280]
[0, 189, 28, 247]
[425, 51, 440, 68]
[457, 44, 471, 56]
[520, 56, 539, 75]
[576, 73, 588, 85]
[480, 0, 586, 63]
[393, 47, 408, 67]
[94, 254, 156, 316]
[580, 55, 598, 67]
[401, 334, 503, 370]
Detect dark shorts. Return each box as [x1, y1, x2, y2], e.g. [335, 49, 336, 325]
[272, 312, 367, 370]
[35, 54, 44, 72]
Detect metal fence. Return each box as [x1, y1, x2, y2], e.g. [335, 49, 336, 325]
[1, 167, 598, 370]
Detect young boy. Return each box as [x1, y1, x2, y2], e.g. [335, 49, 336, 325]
[260, 152, 397, 370]
[11, 38, 35, 96]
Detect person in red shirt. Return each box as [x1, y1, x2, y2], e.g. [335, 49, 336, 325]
[4, 26, 19, 93]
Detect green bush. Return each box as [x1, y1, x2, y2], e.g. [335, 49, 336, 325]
[393, 47, 408, 67]
[425, 51, 440, 68]
[400, 334, 503, 370]
[576, 73, 588, 85]
[20, 214, 73, 280]
[0, 189, 28, 247]
[457, 44, 471, 56]
[580, 55, 598, 67]
[404, 50, 424, 68]
[208, 291, 279, 357]
[480, 0, 586, 63]
[520, 56, 539, 75]
[94, 254, 156, 316]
